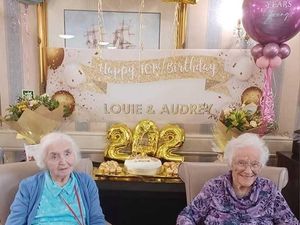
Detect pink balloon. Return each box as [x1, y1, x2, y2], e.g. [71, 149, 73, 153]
[269, 56, 282, 69]
[256, 56, 270, 69]
[278, 43, 291, 59]
[252, 56, 258, 63]
[242, 0, 300, 44]
[263, 43, 280, 59]
[251, 44, 264, 59]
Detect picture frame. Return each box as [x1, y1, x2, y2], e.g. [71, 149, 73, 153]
[64, 10, 161, 49]
[37, 0, 176, 92]
[22, 89, 35, 100]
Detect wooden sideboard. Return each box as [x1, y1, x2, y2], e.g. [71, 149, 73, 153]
[96, 179, 186, 225]
[277, 151, 300, 219]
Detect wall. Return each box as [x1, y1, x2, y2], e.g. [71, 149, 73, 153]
[0, 0, 9, 113]
[0, 0, 299, 162]
[186, 0, 300, 136]
[0, 1, 39, 104]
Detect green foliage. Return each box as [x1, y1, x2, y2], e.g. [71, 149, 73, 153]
[4, 94, 71, 121]
[221, 104, 262, 132]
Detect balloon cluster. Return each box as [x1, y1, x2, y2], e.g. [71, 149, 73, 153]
[242, 0, 300, 69]
[242, 0, 300, 133]
[251, 43, 290, 69]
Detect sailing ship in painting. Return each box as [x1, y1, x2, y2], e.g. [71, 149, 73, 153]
[84, 19, 136, 49]
[112, 19, 136, 49]
[84, 25, 99, 48]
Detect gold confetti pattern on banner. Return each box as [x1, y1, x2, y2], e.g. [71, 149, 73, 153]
[205, 80, 230, 96]
[81, 55, 232, 94]
[205, 79, 219, 89]
[79, 77, 107, 93]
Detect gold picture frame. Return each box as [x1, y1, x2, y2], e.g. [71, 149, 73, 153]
[36, 0, 190, 93]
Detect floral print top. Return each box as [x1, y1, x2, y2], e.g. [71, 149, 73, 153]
[176, 172, 299, 225]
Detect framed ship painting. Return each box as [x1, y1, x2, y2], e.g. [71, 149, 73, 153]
[64, 10, 161, 49]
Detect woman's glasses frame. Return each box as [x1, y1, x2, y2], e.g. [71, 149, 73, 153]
[234, 160, 262, 172]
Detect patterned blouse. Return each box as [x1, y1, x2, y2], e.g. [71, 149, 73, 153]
[176, 172, 299, 225]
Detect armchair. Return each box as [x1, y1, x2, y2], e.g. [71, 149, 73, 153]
[0, 158, 93, 224]
[178, 162, 288, 204]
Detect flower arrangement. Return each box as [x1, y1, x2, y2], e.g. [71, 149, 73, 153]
[220, 103, 262, 132]
[4, 94, 72, 121]
[0, 91, 75, 144]
[212, 86, 276, 159]
[212, 103, 263, 157]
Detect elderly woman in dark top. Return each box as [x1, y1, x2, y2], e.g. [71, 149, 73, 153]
[177, 133, 299, 225]
[6, 132, 106, 225]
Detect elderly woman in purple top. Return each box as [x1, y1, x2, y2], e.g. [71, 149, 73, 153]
[177, 133, 299, 225]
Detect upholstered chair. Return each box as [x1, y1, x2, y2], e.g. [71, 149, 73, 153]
[178, 162, 288, 204]
[0, 158, 111, 225]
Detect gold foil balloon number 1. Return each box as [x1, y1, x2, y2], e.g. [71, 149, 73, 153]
[104, 120, 185, 162]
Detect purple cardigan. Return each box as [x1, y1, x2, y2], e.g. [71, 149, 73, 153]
[177, 172, 299, 225]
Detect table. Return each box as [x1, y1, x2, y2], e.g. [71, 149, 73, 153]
[96, 179, 186, 225]
[277, 151, 299, 219]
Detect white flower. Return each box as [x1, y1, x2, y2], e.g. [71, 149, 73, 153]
[29, 100, 38, 107]
[250, 120, 257, 127]
[223, 108, 231, 116]
[40, 93, 50, 98]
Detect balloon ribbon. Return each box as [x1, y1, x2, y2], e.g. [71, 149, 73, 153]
[260, 66, 275, 135]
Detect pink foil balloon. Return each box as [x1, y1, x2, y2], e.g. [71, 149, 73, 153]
[263, 43, 280, 59]
[242, 0, 300, 44]
[256, 56, 270, 69]
[269, 56, 282, 68]
[278, 43, 291, 59]
[251, 44, 264, 59]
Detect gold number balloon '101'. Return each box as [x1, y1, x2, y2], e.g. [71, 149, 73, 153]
[104, 120, 185, 162]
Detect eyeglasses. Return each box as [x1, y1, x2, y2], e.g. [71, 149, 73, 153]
[234, 160, 262, 171]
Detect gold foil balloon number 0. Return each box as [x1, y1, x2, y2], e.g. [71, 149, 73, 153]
[131, 120, 159, 157]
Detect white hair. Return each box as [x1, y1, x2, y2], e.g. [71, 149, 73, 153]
[35, 132, 81, 169]
[223, 133, 269, 167]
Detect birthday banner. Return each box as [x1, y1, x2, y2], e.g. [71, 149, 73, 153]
[46, 49, 262, 124]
